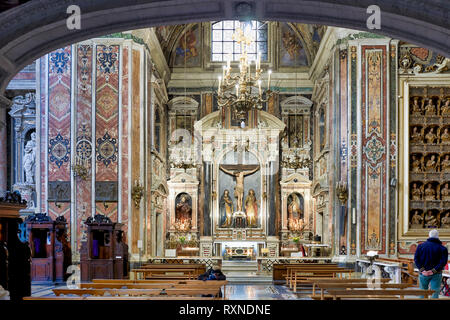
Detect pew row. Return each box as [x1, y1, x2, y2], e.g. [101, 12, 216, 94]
[52, 288, 224, 299]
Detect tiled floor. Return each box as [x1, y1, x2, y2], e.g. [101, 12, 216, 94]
[31, 283, 310, 300]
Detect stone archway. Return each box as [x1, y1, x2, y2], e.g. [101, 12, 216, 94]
[0, 0, 449, 94]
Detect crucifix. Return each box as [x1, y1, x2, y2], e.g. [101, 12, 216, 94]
[219, 163, 259, 212]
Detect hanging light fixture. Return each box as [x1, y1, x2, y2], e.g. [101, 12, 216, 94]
[216, 22, 274, 122]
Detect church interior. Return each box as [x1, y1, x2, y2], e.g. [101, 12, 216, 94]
[0, 17, 449, 301]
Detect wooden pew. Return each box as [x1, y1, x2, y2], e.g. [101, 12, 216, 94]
[290, 269, 354, 292]
[24, 296, 216, 300]
[284, 264, 342, 287]
[305, 278, 391, 296]
[273, 263, 338, 282]
[313, 282, 413, 300]
[53, 288, 223, 299]
[324, 288, 435, 300]
[82, 280, 228, 299]
[141, 263, 206, 276]
[284, 265, 354, 291]
[131, 268, 197, 280]
[92, 279, 203, 284]
[377, 258, 417, 285]
[81, 280, 228, 289]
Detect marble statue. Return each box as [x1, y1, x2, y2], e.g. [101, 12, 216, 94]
[411, 98, 422, 116]
[411, 183, 422, 201]
[175, 194, 192, 221]
[424, 210, 438, 228]
[441, 155, 450, 172]
[424, 99, 436, 116]
[410, 210, 423, 228]
[424, 183, 436, 201]
[441, 212, 450, 228]
[410, 126, 423, 143]
[411, 155, 422, 173]
[220, 189, 234, 227]
[23, 132, 36, 184]
[440, 128, 450, 144]
[220, 164, 259, 212]
[244, 189, 258, 227]
[425, 155, 438, 172]
[441, 183, 450, 201]
[425, 128, 437, 144]
[288, 193, 303, 220]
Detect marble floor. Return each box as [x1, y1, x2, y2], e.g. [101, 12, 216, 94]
[31, 283, 311, 300]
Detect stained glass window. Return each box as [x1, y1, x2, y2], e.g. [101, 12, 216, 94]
[211, 20, 268, 62]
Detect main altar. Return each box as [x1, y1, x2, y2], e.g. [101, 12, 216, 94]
[195, 109, 285, 258]
[163, 22, 317, 260]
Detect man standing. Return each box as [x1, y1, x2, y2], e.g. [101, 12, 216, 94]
[414, 229, 449, 298]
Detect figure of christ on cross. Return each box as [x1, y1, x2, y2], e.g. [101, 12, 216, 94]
[219, 164, 260, 213]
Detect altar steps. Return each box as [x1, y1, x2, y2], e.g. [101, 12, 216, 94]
[221, 261, 272, 284]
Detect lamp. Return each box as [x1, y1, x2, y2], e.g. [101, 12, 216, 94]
[216, 24, 274, 122]
[336, 181, 348, 204]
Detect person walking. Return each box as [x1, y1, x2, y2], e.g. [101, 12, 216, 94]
[414, 229, 449, 298]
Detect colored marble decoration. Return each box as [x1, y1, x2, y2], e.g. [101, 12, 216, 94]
[49, 51, 70, 74]
[95, 44, 119, 181]
[361, 46, 388, 254]
[363, 134, 385, 167]
[96, 132, 118, 167]
[48, 133, 70, 168]
[97, 45, 118, 77]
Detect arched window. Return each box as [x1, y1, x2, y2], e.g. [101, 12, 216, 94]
[211, 20, 268, 62]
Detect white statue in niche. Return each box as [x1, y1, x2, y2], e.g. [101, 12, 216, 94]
[23, 132, 36, 184]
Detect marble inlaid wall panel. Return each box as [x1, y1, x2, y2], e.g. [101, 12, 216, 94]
[95, 44, 119, 181]
[47, 46, 72, 226]
[121, 46, 129, 234]
[131, 49, 141, 254]
[39, 57, 48, 213]
[361, 45, 388, 254]
[75, 44, 93, 250]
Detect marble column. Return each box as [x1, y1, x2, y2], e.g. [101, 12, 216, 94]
[0, 96, 12, 197]
[203, 161, 212, 236]
[268, 161, 276, 236]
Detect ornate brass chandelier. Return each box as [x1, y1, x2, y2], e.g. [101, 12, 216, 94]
[217, 24, 274, 122]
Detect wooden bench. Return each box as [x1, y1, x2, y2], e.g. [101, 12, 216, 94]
[377, 258, 417, 285]
[80, 280, 228, 299]
[24, 296, 216, 300]
[81, 280, 228, 289]
[284, 264, 342, 286]
[131, 268, 197, 280]
[141, 263, 206, 275]
[285, 266, 354, 292]
[306, 278, 391, 296]
[273, 263, 338, 281]
[290, 269, 354, 292]
[91, 279, 220, 284]
[313, 282, 413, 300]
[53, 288, 223, 299]
[324, 288, 435, 300]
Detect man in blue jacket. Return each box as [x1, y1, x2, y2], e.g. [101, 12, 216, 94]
[414, 229, 449, 298]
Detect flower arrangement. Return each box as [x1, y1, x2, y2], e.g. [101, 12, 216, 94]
[292, 236, 300, 243]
